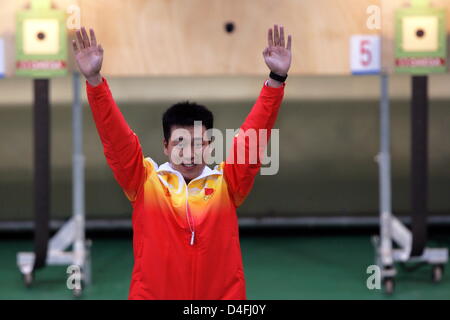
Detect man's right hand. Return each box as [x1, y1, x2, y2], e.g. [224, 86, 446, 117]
[72, 27, 104, 86]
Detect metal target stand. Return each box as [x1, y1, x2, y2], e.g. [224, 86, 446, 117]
[17, 73, 91, 297]
[372, 73, 448, 295]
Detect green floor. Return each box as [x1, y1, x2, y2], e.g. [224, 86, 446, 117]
[1, 234, 449, 299]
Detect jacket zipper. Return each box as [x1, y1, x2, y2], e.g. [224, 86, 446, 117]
[185, 186, 195, 246]
[185, 184, 196, 299]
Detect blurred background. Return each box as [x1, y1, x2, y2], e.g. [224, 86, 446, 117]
[0, 0, 449, 299]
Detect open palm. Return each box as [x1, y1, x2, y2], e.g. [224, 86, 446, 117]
[263, 25, 292, 76]
[72, 27, 103, 81]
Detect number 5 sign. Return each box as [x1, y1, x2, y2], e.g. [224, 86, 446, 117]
[350, 35, 381, 75]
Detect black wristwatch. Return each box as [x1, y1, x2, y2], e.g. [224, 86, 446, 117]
[269, 71, 288, 83]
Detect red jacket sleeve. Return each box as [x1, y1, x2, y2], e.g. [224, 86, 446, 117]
[223, 81, 285, 207]
[86, 77, 148, 203]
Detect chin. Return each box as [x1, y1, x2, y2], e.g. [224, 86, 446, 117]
[177, 164, 205, 182]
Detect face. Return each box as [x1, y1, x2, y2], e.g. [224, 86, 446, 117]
[163, 125, 211, 183]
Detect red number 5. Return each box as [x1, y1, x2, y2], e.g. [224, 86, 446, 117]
[360, 40, 372, 67]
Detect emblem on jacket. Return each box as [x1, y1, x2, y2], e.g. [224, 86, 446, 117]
[204, 188, 215, 201]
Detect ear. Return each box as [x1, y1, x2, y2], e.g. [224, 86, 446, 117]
[163, 139, 169, 156]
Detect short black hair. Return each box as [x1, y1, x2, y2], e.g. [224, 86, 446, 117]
[162, 101, 214, 141]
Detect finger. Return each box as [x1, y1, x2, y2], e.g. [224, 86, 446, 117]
[274, 24, 280, 46]
[90, 28, 97, 47]
[81, 27, 90, 48]
[98, 44, 104, 53]
[268, 28, 274, 47]
[280, 25, 285, 47]
[286, 35, 292, 51]
[72, 39, 79, 53]
[76, 30, 85, 49]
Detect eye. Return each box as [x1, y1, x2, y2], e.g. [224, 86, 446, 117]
[174, 140, 186, 148]
[174, 136, 185, 143]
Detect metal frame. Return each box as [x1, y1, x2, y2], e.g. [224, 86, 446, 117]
[372, 73, 448, 294]
[17, 72, 91, 296]
[4, 215, 450, 231]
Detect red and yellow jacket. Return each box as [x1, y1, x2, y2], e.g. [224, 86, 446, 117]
[86, 78, 285, 299]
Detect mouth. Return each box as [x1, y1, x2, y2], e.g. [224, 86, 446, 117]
[181, 163, 196, 170]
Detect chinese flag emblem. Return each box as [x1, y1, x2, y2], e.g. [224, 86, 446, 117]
[204, 188, 214, 200]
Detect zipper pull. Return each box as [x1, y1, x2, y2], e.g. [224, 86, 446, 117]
[190, 231, 195, 246]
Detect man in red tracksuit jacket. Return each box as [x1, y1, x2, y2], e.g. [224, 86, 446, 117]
[72, 25, 292, 299]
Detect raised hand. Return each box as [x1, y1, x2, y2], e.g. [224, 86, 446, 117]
[263, 25, 292, 77]
[72, 27, 104, 86]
